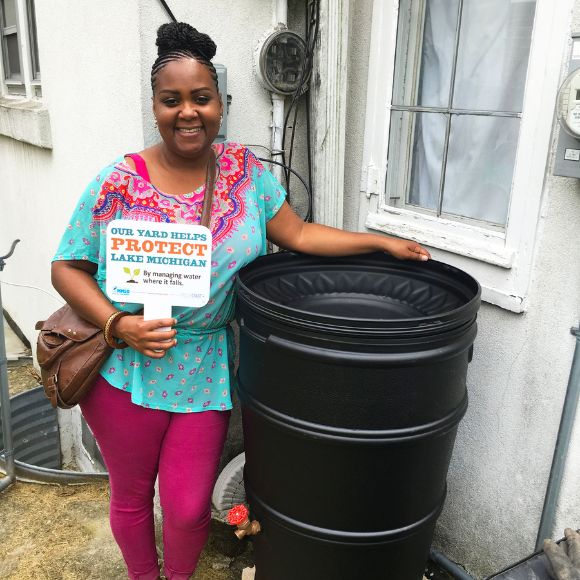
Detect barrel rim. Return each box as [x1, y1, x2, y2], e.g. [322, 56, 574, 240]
[236, 252, 481, 336]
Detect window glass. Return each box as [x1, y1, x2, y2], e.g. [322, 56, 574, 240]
[1, 0, 17, 28]
[442, 115, 520, 224]
[393, 0, 460, 108]
[6, 32, 20, 76]
[406, 112, 447, 210]
[27, 0, 39, 78]
[387, 0, 536, 229]
[416, 0, 459, 108]
[453, 0, 536, 112]
[1, 0, 41, 90]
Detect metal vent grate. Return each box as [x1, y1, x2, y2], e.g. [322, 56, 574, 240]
[0, 386, 60, 470]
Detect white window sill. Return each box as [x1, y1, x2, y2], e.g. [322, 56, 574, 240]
[366, 207, 514, 268]
[365, 207, 527, 313]
[0, 97, 52, 148]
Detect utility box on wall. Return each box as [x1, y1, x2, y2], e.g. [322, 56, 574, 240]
[554, 34, 580, 177]
[215, 64, 228, 142]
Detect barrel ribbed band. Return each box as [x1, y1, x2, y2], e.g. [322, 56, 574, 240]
[245, 484, 445, 545]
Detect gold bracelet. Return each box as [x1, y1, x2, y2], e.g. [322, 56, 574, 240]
[103, 310, 130, 349]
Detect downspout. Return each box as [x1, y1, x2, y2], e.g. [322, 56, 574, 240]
[535, 323, 580, 549]
[274, 0, 287, 29]
[271, 0, 288, 185]
[0, 240, 20, 493]
[271, 93, 285, 185]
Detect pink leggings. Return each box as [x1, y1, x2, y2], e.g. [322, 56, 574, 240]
[80, 376, 230, 580]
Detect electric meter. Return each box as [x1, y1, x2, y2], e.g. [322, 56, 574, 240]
[557, 68, 580, 137]
[256, 30, 308, 95]
[554, 34, 580, 177]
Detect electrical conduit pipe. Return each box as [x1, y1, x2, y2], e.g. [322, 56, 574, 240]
[536, 323, 580, 549]
[270, 0, 288, 185]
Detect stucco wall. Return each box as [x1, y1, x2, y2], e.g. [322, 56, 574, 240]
[343, 1, 372, 233]
[346, 1, 580, 577]
[137, 0, 276, 150]
[437, 167, 580, 574]
[0, 0, 144, 339]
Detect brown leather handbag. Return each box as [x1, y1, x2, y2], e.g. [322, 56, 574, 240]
[35, 305, 112, 409]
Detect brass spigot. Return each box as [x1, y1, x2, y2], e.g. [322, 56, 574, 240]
[227, 504, 261, 539]
[233, 517, 261, 539]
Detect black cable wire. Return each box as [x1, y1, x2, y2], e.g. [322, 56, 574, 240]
[158, 0, 177, 22]
[305, 93, 313, 222]
[287, 103, 299, 189]
[280, 0, 320, 202]
[281, 7, 312, 185]
[281, 66, 308, 186]
[258, 158, 312, 223]
[244, 144, 274, 155]
[304, 1, 315, 221]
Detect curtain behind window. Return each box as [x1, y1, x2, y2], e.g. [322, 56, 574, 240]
[400, 0, 536, 226]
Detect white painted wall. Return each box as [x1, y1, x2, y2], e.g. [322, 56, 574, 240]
[344, 1, 372, 232]
[137, 0, 277, 150]
[0, 0, 144, 342]
[437, 169, 580, 574]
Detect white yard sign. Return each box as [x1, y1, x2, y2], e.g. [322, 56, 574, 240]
[105, 219, 212, 320]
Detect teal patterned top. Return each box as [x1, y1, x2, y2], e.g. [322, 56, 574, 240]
[53, 142, 286, 413]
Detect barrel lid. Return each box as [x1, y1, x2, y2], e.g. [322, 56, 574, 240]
[236, 252, 481, 338]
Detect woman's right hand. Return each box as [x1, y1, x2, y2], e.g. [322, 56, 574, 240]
[114, 315, 177, 358]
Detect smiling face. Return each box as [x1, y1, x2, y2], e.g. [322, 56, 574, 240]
[152, 58, 223, 162]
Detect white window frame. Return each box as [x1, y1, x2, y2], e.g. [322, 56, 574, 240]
[0, 0, 40, 99]
[359, 0, 573, 312]
[0, 0, 50, 148]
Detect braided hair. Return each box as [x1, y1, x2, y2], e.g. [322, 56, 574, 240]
[151, 22, 219, 93]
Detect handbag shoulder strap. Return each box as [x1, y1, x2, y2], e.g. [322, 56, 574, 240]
[200, 149, 216, 229]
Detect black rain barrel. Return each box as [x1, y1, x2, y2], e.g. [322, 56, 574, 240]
[235, 252, 481, 580]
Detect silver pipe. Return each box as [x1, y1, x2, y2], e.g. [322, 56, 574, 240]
[0, 456, 108, 484]
[0, 241, 20, 492]
[0, 478, 13, 492]
[535, 324, 580, 550]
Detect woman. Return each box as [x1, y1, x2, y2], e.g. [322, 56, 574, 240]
[51, 22, 430, 580]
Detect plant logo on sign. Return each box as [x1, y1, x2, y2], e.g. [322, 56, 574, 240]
[124, 268, 141, 283]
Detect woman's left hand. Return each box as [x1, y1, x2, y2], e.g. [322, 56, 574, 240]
[384, 238, 431, 261]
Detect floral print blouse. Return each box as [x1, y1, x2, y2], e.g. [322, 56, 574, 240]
[54, 142, 286, 413]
